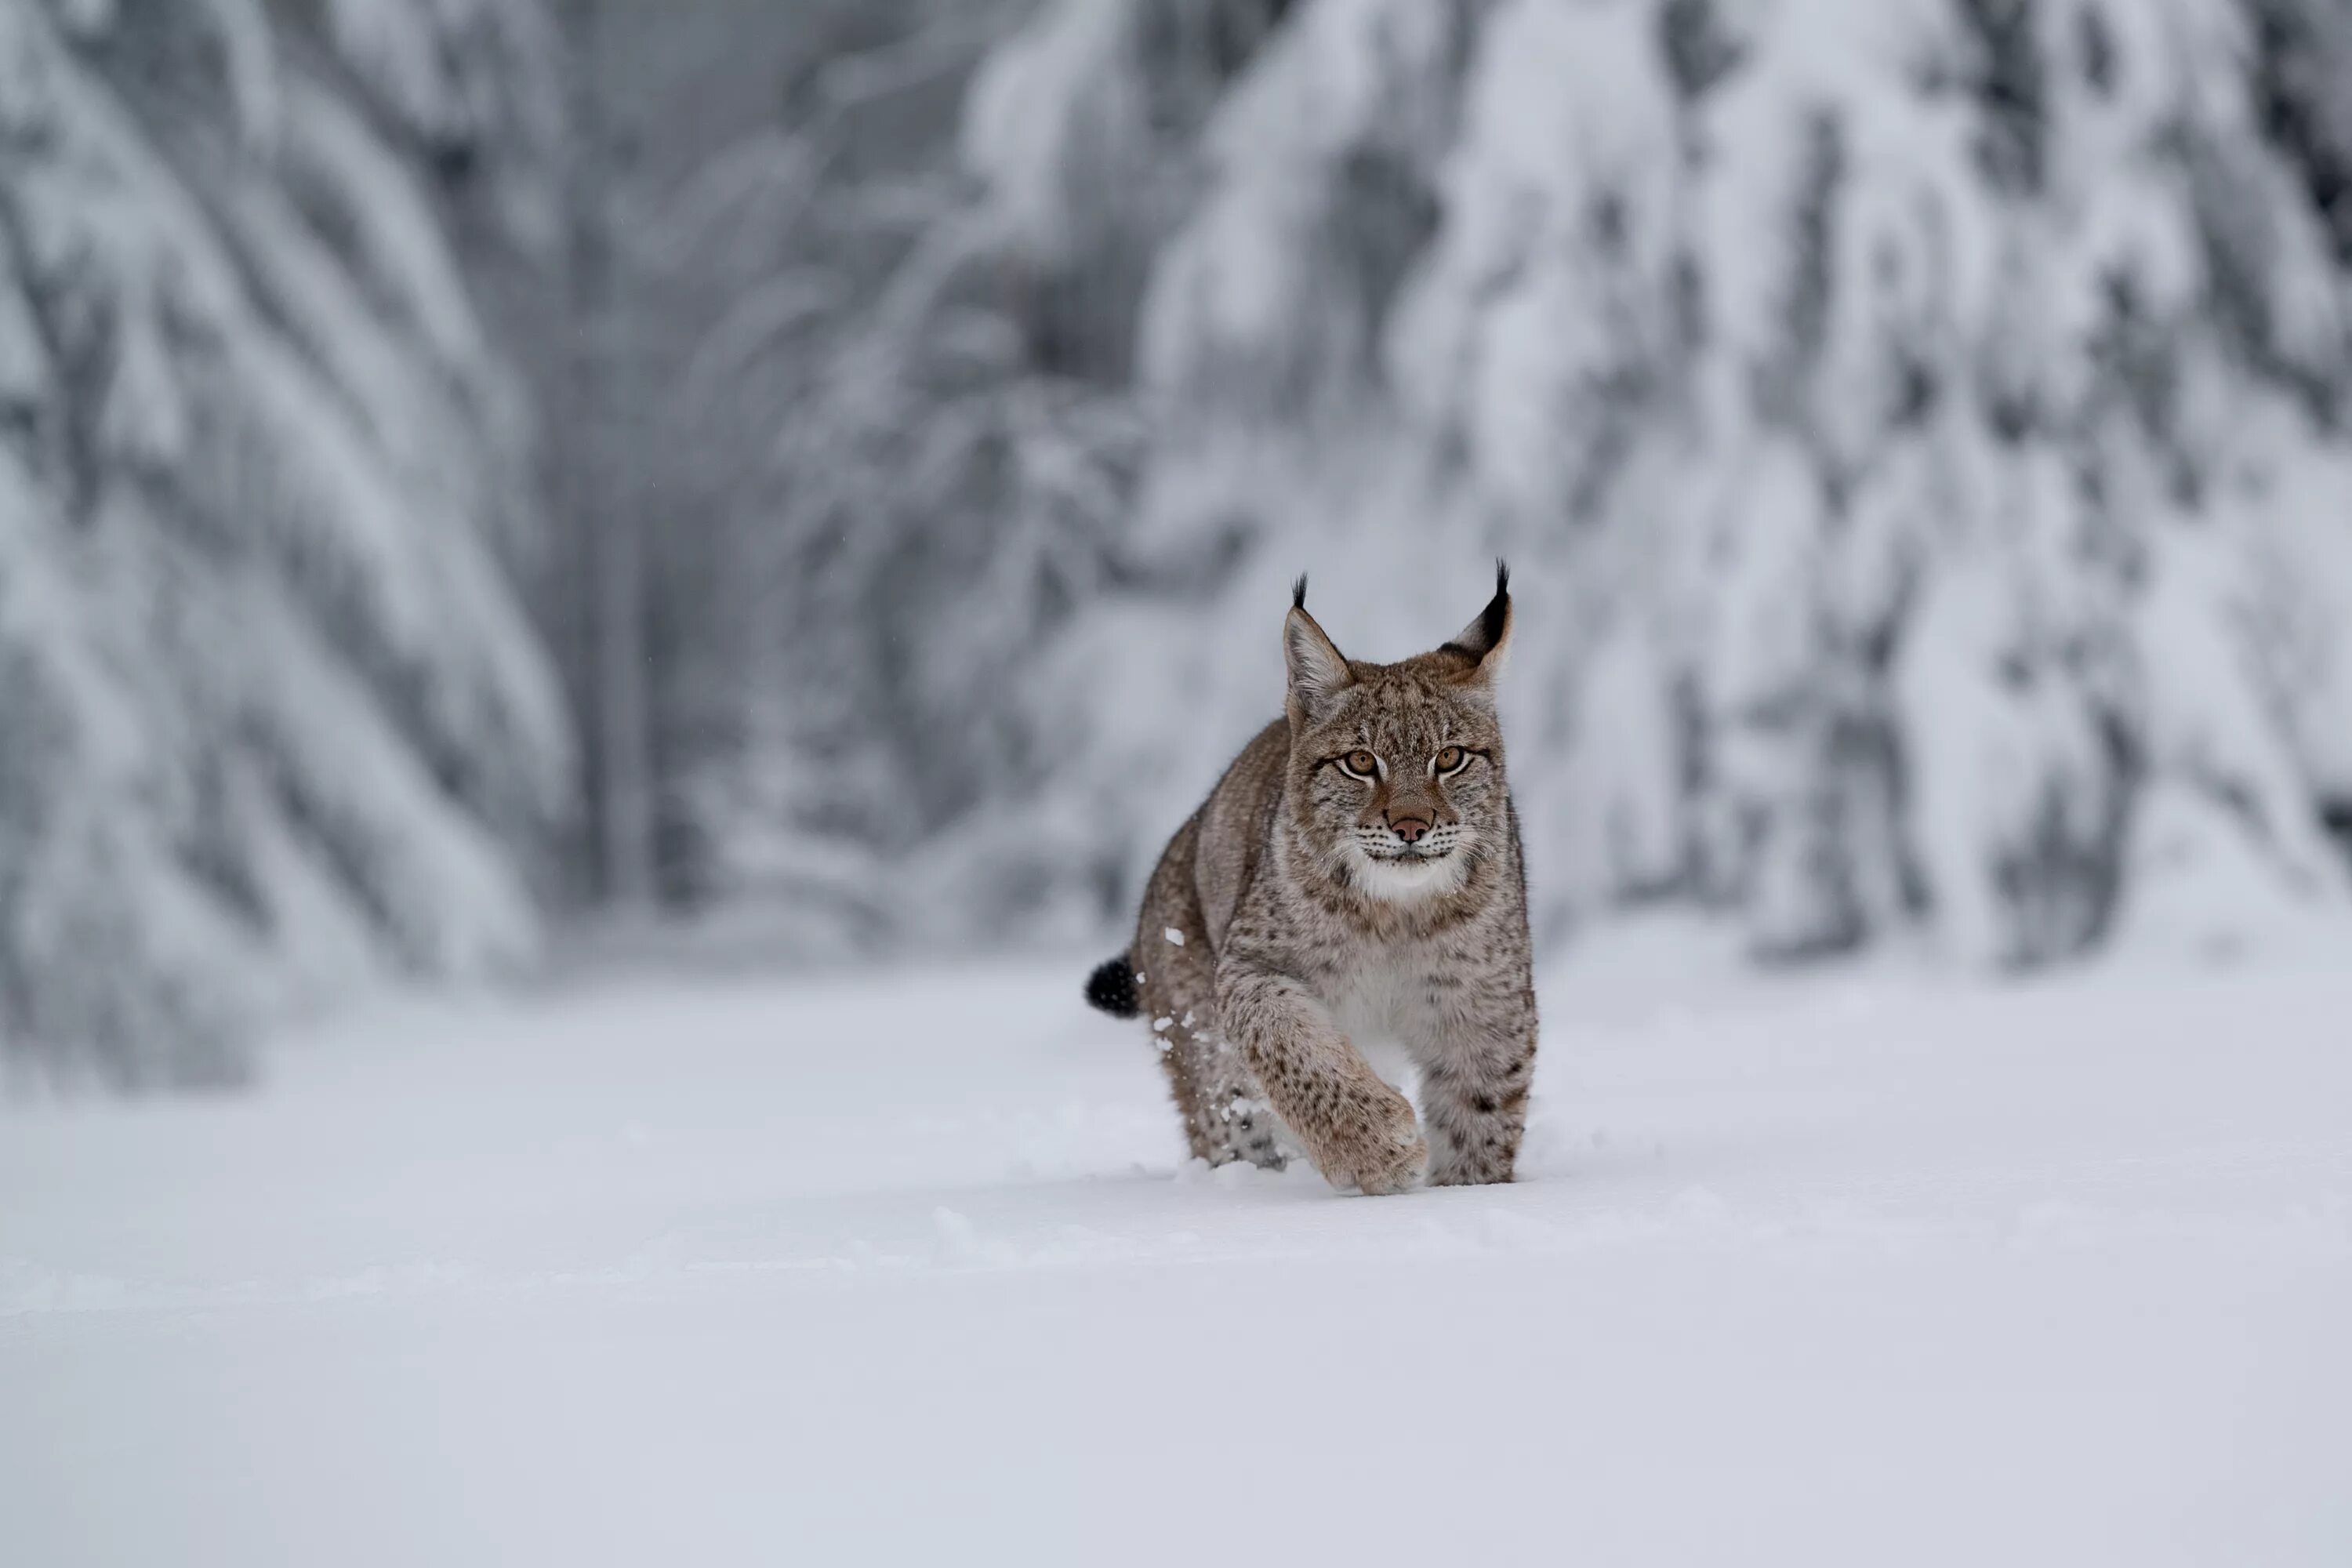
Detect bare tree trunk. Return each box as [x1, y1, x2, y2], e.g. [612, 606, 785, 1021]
[564, 0, 656, 908]
[590, 358, 655, 909]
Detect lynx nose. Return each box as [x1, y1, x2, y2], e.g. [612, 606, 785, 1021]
[1388, 816, 1430, 844]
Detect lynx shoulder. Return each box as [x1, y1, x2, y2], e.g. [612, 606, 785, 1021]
[1084, 564, 1537, 1193]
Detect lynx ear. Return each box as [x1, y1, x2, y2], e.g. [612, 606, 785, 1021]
[1284, 575, 1352, 720]
[1440, 559, 1513, 683]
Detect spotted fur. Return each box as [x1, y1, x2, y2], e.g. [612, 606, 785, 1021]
[1098, 564, 1537, 1194]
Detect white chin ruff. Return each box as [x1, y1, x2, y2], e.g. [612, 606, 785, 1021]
[1352, 850, 1468, 902]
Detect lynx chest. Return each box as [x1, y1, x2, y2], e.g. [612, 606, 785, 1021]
[1326, 948, 1465, 1092]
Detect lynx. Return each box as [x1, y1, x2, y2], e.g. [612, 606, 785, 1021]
[1084, 564, 1537, 1194]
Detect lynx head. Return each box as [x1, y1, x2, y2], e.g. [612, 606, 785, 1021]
[1282, 564, 1515, 905]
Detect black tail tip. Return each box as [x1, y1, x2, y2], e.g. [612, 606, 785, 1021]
[1083, 955, 1141, 1018]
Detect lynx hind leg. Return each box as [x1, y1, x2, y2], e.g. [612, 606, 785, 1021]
[1136, 891, 1283, 1169]
[1142, 958, 1286, 1171]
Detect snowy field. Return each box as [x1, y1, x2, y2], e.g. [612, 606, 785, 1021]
[5, 928, 2350, 1567]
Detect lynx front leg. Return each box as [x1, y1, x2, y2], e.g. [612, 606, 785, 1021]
[1218, 963, 1425, 1195]
[1413, 1001, 1537, 1187]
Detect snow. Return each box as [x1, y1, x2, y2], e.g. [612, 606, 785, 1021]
[6, 937, 2349, 1565]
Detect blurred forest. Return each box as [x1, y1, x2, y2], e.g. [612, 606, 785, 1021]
[5, 0, 2352, 1089]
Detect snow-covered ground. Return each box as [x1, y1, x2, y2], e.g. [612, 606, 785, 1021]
[5, 927, 2349, 1566]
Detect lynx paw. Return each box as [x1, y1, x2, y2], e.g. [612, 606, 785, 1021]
[1321, 1091, 1427, 1196]
[1426, 1158, 1512, 1189]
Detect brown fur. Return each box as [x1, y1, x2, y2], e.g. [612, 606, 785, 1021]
[1122, 567, 1537, 1194]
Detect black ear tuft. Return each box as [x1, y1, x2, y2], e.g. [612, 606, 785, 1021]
[1292, 573, 1308, 610]
[1440, 561, 1515, 669]
[1480, 559, 1511, 648]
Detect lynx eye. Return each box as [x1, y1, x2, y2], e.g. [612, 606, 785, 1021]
[1341, 750, 1379, 779]
[1434, 746, 1468, 776]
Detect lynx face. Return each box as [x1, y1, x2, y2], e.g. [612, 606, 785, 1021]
[1282, 573, 1514, 905]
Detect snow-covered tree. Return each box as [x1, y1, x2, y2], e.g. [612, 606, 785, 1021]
[939, 0, 2352, 967]
[0, 0, 571, 1088]
[576, 0, 1142, 945]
